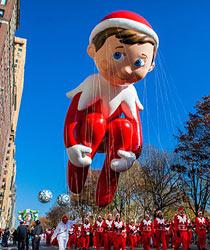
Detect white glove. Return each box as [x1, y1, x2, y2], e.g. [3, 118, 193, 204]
[67, 144, 92, 167]
[111, 150, 136, 172]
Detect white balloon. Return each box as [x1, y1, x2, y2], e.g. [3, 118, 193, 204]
[38, 190, 53, 203]
[57, 193, 71, 207]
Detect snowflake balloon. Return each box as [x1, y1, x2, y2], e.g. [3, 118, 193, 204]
[57, 193, 70, 207]
[38, 190, 53, 203]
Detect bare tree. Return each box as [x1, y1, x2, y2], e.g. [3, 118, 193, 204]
[139, 146, 183, 215]
[174, 95, 210, 215]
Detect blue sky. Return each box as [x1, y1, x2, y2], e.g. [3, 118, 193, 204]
[15, 0, 210, 217]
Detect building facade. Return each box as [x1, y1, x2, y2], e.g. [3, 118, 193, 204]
[0, 0, 26, 228]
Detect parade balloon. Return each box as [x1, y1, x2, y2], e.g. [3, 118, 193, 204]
[64, 10, 159, 207]
[38, 189, 53, 203]
[57, 193, 70, 207]
[18, 209, 39, 223]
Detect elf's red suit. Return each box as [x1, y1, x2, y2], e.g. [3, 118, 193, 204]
[113, 220, 127, 250]
[45, 229, 53, 246]
[67, 225, 76, 248]
[82, 222, 93, 249]
[154, 217, 167, 250]
[75, 225, 84, 249]
[140, 219, 154, 250]
[173, 213, 189, 250]
[102, 219, 114, 250]
[93, 219, 104, 250]
[126, 224, 138, 250]
[195, 216, 208, 249]
[64, 74, 143, 207]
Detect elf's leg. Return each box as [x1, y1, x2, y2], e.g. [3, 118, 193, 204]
[96, 118, 134, 206]
[68, 113, 106, 193]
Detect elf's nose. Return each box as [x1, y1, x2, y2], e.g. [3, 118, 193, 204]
[121, 65, 133, 75]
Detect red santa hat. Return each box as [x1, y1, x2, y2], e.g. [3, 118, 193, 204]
[89, 10, 159, 47]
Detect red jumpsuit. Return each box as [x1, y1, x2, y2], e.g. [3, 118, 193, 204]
[127, 224, 138, 250]
[93, 220, 104, 250]
[67, 225, 76, 248]
[64, 75, 143, 207]
[45, 229, 53, 245]
[75, 225, 85, 248]
[82, 223, 93, 249]
[195, 216, 208, 249]
[173, 214, 189, 250]
[113, 220, 127, 250]
[140, 219, 154, 250]
[154, 217, 167, 250]
[103, 219, 114, 250]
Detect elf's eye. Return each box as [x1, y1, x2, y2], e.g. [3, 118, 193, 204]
[113, 52, 124, 61]
[134, 58, 145, 67]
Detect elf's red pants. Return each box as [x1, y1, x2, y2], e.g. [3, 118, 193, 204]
[103, 231, 113, 250]
[113, 234, 126, 250]
[174, 231, 188, 250]
[128, 235, 137, 250]
[197, 230, 207, 249]
[67, 113, 137, 206]
[67, 235, 75, 248]
[142, 232, 152, 250]
[155, 231, 167, 250]
[94, 232, 103, 250]
[187, 230, 193, 249]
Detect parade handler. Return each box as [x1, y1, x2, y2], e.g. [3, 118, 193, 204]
[173, 206, 189, 250]
[51, 215, 79, 250]
[195, 210, 208, 250]
[64, 10, 159, 207]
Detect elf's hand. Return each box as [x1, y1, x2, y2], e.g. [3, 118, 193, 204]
[111, 150, 136, 172]
[67, 144, 92, 167]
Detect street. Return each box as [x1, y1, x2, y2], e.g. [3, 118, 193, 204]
[0, 243, 201, 250]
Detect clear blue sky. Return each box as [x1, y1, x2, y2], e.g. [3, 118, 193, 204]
[15, 0, 210, 217]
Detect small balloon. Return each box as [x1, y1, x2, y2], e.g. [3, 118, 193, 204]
[57, 193, 70, 207]
[38, 190, 53, 203]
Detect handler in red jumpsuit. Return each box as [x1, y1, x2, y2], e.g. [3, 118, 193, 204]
[93, 215, 104, 250]
[75, 222, 84, 249]
[64, 10, 159, 207]
[173, 206, 189, 250]
[67, 224, 76, 249]
[45, 228, 53, 246]
[82, 218, 93, 249]
[127, 220, 138, 250]
[113, 213, 127, 250]
[140, 213, 154, 250]
[154, 210, 167, 250]
[103, 213, 114, 250]
[195, 210, 208, 250]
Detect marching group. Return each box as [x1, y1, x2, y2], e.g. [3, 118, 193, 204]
[47, 206, 209, 250]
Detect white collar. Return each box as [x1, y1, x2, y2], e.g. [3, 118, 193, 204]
[143, 219, 151, 226]
[129, 225, 136, 230]
[114, 221, 123, 228]
[177, 215, 187, 223]
[106, 220, 113, 227]
[67, 74, 143, 121]
[156, 218, 165, 224]
[83, 223, 90, 229]
[198, 217, 205, 224]
[96, 220, 103, 227]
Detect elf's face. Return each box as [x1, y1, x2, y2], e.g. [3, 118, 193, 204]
[88, 35, 154, 86]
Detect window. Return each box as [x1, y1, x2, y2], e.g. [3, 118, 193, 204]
[0, 0, 7, 5]
[0, 9, 4, 17]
